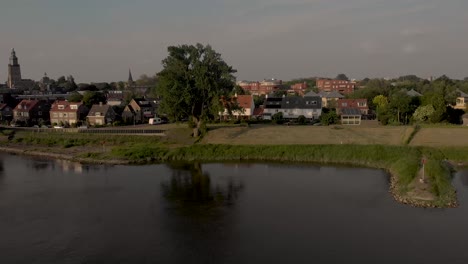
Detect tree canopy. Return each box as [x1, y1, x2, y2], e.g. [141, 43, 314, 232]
[335, 73, 349, 81]
[156, 44, 236, 137]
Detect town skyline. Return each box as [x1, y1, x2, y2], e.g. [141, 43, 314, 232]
[1, 0, 467, 83]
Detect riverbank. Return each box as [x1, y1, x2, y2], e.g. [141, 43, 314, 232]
[0, 128, 466, 208]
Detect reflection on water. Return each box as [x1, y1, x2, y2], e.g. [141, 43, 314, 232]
[4, 153, 468, 263]
[458, 169, 468, 187]
[162, 163, 244, 217]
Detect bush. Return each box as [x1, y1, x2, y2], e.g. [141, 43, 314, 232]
[272, 112, 284, 124]
[320, 111, 338, 125]
[297, 115, 306, 125]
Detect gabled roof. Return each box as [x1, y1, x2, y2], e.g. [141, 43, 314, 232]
[88, 104, 113, 116]
[235, 95, 253, 109]
[0, 103, 8, 110]
[50, 100, 83, 112]
[133, 98, 157, 108]
[456, 89, 468, 97]
[14, 100, 40, 112]
[406, 89, 422, 97]
[304, 91, 319, 97]
[318, 91, 345, 98]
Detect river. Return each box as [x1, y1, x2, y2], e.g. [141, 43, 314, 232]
[1, 153, 468, 263]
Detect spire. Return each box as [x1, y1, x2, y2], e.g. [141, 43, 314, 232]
[9, 48, 18, 66]
[128, 68, 134, 83]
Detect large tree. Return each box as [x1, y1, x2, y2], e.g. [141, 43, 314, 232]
[157, 44, 236, 137]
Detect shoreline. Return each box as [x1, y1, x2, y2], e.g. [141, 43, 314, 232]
[0, 144, 459, 209]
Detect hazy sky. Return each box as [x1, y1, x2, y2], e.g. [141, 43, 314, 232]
[1, 0, 467, 83]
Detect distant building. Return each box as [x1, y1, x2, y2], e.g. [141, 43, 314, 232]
[318, 91, 345, 108]
[263, 94, 322, 120]
[220, 94, 255, 119]
[12, 99, 51, 125]
[336, 99, 369, 115]
[288, 82, 308, 96]
[50, 100, 88, 126]
[455, 90, 468, 110]
[87, 103, 116, 126]
[238, 79, 285, 96]
[316, 78, 356, 94]
[7, 49, 35, 90]
[126, 68, 151, 96]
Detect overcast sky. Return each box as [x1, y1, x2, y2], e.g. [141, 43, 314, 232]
[1, 0, 467, 83]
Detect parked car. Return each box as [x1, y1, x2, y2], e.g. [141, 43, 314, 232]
[53, 125, 64, 129]
[149, 117, 163, 125]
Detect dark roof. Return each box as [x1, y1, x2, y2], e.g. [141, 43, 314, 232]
[406, 89, 422, 97]
[318, 91, 344, 98]
[457, 89, 468, 97]
[341, 108, 362, 116]
[282, 96, 321, 109]
[264, 97, 283, 109]
[88, 104, 113, 116]
[304, 91, 319, 97]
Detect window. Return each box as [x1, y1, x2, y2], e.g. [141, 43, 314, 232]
[358, 102, 367, 107]
[53, 113, 58, 117]
[58, 105, 65, 110]
[342, 103, 348, 107]
[95, 112, 101, 116]
[70, 105, 78, 110]
[311, 101, 317, 105]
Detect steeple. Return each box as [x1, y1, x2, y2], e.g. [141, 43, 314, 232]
[128, 68, 134, 84]
[9, 48, 19, 66]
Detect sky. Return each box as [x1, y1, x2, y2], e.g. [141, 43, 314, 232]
[0, 0, 467, 83]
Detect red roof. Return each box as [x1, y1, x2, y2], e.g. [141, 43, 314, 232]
[235, 95, 253, 109]
[337, 99, 368, 109]
[50, 100, 83, 112]
[253, 107, 264, 116]
[14, 100, 40, 112]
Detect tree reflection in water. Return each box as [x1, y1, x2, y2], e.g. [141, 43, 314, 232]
[162, 163, 244, 218]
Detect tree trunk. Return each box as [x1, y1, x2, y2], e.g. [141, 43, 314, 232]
[192, 116, 202, 137]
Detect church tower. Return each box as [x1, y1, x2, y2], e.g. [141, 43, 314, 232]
[7, 49, 22, 88]
[128, 68, 135, 87]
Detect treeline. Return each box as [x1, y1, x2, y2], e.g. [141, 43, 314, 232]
[348, 75, 468, 125]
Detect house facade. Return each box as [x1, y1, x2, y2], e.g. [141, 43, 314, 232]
[50, 100, 88, 126]
[238, 79, 285, 96]
[0, 104, 13, 122]
[455, 91, 468, 110]
[336, 99, 369, 115]
[13, 99, 51, 125]
[263, 95, 322, 119]
[318, 91, 345, 108]
[316, 79, 356, 94]
[122, 98, 157, 124]
[221, 94, 255, 119]
[87, 104, 116, 126]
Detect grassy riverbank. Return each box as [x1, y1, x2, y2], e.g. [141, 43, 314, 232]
[0, 127, 465, 208]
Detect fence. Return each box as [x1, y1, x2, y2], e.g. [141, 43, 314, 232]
[3, 126, 165, 135]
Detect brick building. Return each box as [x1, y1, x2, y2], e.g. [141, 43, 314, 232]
[316, 79, 356, 94]
[238, 79, 285, 95]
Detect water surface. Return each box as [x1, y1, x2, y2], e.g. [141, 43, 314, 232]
[1, 154, 468, 263]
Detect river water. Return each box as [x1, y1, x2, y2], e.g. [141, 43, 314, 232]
[1, 153, 468, 263]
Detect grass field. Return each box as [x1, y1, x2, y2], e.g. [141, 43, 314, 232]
[202, 124, 415, 145]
